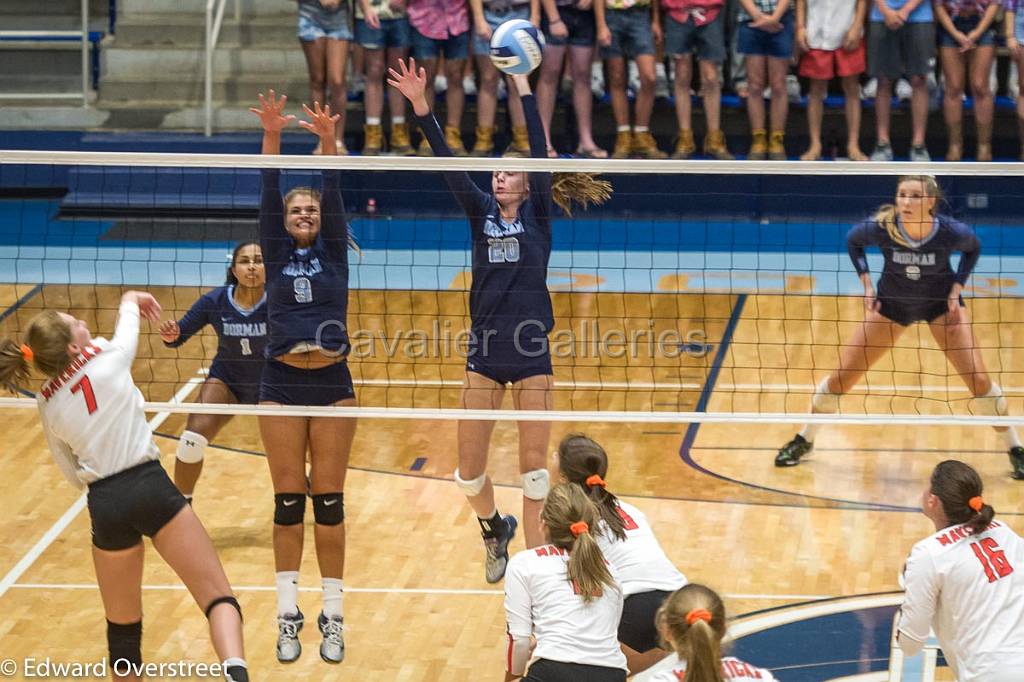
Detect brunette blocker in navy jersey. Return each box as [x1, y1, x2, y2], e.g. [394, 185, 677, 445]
[390, 57, 613, 583]
[777, 175, 1024, 478]
[251, 92, 356, 665]
[159, 242, 267, 501]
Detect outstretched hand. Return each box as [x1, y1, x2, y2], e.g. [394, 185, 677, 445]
[298, 101, 341, 141]
[249, 90, 295, 132]
[387, 58, 430, 115]
[158, 319, 181, 343]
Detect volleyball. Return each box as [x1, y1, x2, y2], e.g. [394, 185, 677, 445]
[489, 19, 545, 75]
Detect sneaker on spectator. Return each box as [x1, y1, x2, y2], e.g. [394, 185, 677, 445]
[861, 77, 877, 100]
[591, 62, 605, 98]
[349, 74, 365, 97]
[463, 75, 477, 97]
[434, 74, 448, 94]
[910, 144, 931, 162]
[734, 80, 749, 98]
[869, 142, 894, 162]
[628, 60, 641, 97]
[497, 79, 507, 101]
[786, 74, 802, 103]
[895, 78, 912, 100]
[655, 62, 669, 99]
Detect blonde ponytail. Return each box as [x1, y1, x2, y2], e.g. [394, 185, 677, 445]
[542, 483, 616, 602]
[552, 173, 613, 216]
[656, 584, 728, 682]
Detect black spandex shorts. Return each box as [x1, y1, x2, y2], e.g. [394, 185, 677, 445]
[87, 460, 188, 551]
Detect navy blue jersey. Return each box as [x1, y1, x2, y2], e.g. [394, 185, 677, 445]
[416, 95, 553, 343]
[163, 285, 267, 379]
[847, 214, 981, 304]
[259, 169, 350, 358]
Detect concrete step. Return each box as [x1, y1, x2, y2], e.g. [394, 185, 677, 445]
[99, 76, 312, 105]
[3, 49, 91, 79]
[113, 13, 295, 48]
[101, 45, 308, 80]
[120, 0, 289, 17]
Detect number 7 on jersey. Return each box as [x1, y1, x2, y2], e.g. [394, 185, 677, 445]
[71, 376, 98, 415]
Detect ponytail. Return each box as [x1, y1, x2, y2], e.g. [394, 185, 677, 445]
[556, 433, 626, 541]
[656, 584, 728, 682]
[930, 459, 996, 536]
[551, 173, 613, 216]
[0, 339, 31, 394]
[542, 484, 617, 603]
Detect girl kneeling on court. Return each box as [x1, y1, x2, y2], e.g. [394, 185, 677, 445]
[0, 291, 249, 682]
[777, 175, 1024, 478]
[558, 434, 686, 674]
[504, 483, 628, 681]
[650, 583, 779, 681]
[391, 58, 611, 583]
[897, 460, 1024, 682]
[252, 92, 358, 665]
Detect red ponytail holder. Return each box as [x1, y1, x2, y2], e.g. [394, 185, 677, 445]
[20, 344, 33, 362]
[586, 474, 606, 488]
[569, 521, 589, 537]
[686, 608, 713, 626]
[968, 496, 984, 513]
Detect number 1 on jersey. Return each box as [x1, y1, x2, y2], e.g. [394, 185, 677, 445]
[71, 375, 98, 415]
[971, 537, 1014, 583]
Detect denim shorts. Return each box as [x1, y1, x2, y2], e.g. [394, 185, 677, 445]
[937, 14, 996, 49]
[473, 5, 532, 55]
[737, 11, 794, 58]
[355, 17, 411, 49]
[543, 5, 596, 47]
[600, 6, 656, 59]
[411, 25, 470, 60]
[298, 0, 354, 41]
[664, 11, 726, 62]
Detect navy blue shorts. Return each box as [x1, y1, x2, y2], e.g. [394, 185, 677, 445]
[87, 461, 188, 551]
[465, 337, 553, 385]
[619, 589, 673, 653]
[737, 11, 795, 59]
[259, 358, 356, 406]
[208, 360, 261, 405]
[879, 295, 964, 327]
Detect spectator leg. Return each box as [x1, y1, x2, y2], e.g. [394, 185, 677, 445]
[507, 72, 527, 128]
[802, 78, 827, 160]
[536, 43, 568, 150]
[841, 74, 866, 159]
[969, 44, 996, 161]
[444, 57, 467, 130]
[767, 56, 788, 133]
[386, 46, 410, 121]
[633, 54, 658, 128]
[325, 40, 350, 142]
[420, 58, 440, 111]
[940, 47, 965, 159]
[301, 37, 329, 115]
[569, 45, 602, 152]
[673, 54, 694, 132]
[745, 54, 767, 131]
[699, 58, 722, 134]
[875, 76, 893, 145]
[365, 48, 386, 122]
[475, 54, 500, 131]
[607, 57, 631, 128]
[909, 73, 928, 149]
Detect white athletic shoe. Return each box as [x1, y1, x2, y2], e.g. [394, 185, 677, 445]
[318, 612, 345, 664]
[483, 515, 518, 584]
[276, 609, 304, 663]
[895, 78, 913, 101]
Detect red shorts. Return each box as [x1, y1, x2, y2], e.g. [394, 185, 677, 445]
[798, 41, 866, 80]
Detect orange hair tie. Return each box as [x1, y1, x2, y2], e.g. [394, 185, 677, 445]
[968, 496, 984, 513]
[586, 474, 606, 488]
[20, 344, 33, 362]
[569, 521, 589, 537]
[686, 608, 713, 626]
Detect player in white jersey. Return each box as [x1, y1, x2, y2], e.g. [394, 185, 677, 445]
[651, 583, 779, 682]
[897, 459, 1024, 682]
[0, 291, 249, 682]
[504, 483, 628, 682]
[557, 434, 687, 674]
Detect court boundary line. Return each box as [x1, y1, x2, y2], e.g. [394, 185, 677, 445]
[0, 373, 204, 601]
[0, 283, 43, 324]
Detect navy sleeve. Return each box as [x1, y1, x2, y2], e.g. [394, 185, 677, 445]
[164, 292, 212, 348]
[259, 168, 289, 267]
[318, 169, 349, 264]
[522, 94, 551, 224]
[952, 220, 982, 286]
[846, 220, 878, 276]
[415, 112, 490, 219]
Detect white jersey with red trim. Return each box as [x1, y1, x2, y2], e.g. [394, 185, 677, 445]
[648, 656, 778, 681]
[898, 519, 1024, 682]
[504, 543, 627, 674]
[36, 302, 159, 489]
[596, 500, 687, 596]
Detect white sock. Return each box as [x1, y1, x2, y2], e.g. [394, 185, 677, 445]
[322, 578, 344, 619]
[222, 657, 246, 669]
[799, 423, 821, 442]
[275, 571, 300, 617]
[366, 116, 381, 125]
[391, 115, 405, 125]
[635, 125, 649, 133]
[617, 124, 631, 133]
[801, 378, 840, 443]
[1001, 427, 1022, 449]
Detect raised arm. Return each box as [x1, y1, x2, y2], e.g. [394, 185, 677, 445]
[160, 293, 212, 349]
[511, 74, 552, 218]
[299, 102, 350, 262]
[388, 58, 490, 217]
[251, 91, 296, 264]
[112, 291, 162, 361]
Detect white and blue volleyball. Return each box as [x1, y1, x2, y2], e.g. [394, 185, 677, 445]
[489, 19, 545, 75]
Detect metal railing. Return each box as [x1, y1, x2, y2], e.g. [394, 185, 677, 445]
[0, 0, 91, 103]
[204, 0, 242, 136]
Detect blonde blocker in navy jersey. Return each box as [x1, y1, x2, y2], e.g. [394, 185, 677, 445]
[416, 94, 555, 384]
[847, 214, 980, 327]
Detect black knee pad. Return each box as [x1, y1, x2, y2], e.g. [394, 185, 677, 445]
[205, 595, 242, 622]
[274, 493, 306, 526]
[107, 619, 142, 668]
[312, 492, 344, 526]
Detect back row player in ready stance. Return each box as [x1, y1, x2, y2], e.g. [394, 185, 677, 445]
[0, 291, 249, 682]
[898, 460, 1024, 681]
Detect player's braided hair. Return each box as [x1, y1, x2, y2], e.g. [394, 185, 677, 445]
[541, 484, 617, 603]
[874, 175, 943, 248]
[557, 433, 627, 541]
[930, 460, 995, 536]
[656, 584, 728, 682]
[551, 173, 613, 216]
[0, 311, 74, 393]
[284, 187, 360, 251]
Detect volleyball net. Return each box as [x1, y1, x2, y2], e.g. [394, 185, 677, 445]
[2, 151, 1024, 426]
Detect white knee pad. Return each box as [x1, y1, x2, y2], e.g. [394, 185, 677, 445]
[522, 469, 551, 501]
[454, 468, 487, 497]
[811, 378, 840, 413]
[176, 430, 209, 464]
[974, 383, 1008, 416]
